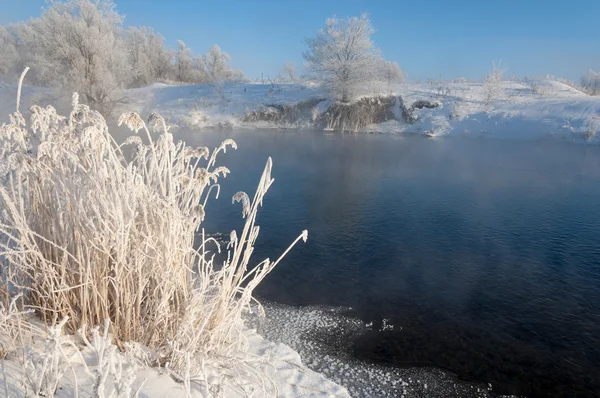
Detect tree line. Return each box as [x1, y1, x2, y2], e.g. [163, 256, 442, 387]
[0, 0, 245, 113]
[0, 1, 408, 113]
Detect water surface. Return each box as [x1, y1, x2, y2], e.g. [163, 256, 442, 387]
[180, 130, 600, 397]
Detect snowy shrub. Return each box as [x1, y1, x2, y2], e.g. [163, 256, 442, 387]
[0, 70, 307, 389]
[0, 1, 246, 106]
[582, 115, 600, 140]
[483, 61, 506, 111]
[581, 70, 600, 96]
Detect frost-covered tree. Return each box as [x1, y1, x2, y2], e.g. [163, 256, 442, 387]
[175, 40, 194, 82]
[0, 23, 43, 84]
[0, 26, 17, 78]
[483, 61, 506, 111]
[303, 13, 379, 101]
[0, 1, 247, 95]
[203, 44, 233, 82]
[29, 0, 129, 113]
[282, 62, 297, 83]
[581, 70, 600, 96]
[379, 60, 405, 94]
[229, 68, 247, 82]
[125, 26, 172, 86]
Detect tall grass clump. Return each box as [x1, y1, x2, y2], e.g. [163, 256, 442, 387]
[0, 69, 307, 383]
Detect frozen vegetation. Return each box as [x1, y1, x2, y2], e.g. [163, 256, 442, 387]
[0, 71, 350, 397]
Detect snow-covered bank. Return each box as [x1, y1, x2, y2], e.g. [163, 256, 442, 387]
[2, 80, 599, 142]
[0, 322, 350, 397]
[115, 80, 600, 142]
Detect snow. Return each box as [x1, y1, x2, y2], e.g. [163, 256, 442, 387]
[119, 82, 328, 130]
[0, 324, 350, 397]
[385, 80, 600, 141]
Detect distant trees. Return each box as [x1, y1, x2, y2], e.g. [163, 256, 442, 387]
[174, 42, 244, 84]
[581, 70, 600, 96]
[303, 13, 404, 101]
[379, 60, 406, 94]
[125, 27, 172, 86]
[0, 26, 17, 78]
[175, 40, 195, 83]
[204, 45, 231, 82]
[282, 62, 297, 83]
[0, 0, 246, 113]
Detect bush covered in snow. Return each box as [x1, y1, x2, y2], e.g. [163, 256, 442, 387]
[581, 70, 600, 96]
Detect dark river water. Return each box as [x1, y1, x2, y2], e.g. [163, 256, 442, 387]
[178, 129, 600, 397]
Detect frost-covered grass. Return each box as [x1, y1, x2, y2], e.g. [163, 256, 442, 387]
[0, 70, 308, 395]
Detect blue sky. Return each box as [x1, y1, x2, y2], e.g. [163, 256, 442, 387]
[2, 0, 599, 81]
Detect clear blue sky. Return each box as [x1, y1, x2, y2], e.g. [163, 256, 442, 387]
[2, 0, 599, 81]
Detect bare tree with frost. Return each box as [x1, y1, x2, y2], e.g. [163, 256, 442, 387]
[29, 0, 129, 114]
[581, 70, 600, 96]
[303, 13, 379, 102]
[378, 60, 406, 94]
[283, 62, 297, 83]
[0, 26, 17, 78]
[204, 44, 234, 82]
[175, 40, 195, 82]
[125, 26, 173, 86]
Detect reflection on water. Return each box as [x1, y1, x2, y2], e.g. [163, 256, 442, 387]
[177, 130, 600, 397]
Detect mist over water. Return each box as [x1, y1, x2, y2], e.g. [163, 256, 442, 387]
[178, 129, 600, 397]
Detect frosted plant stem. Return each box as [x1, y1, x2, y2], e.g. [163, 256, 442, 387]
[16, 67, 30, 113]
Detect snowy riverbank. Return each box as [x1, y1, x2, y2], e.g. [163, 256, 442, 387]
[1, 302, 519, 398]
[0, 318, 350, 397]
[118, 79, 600, 142]
[2, 79, 599, 142]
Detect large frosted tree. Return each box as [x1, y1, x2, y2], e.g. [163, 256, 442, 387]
[30, 0, 129, 113]
[303, 13, 379, 101]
